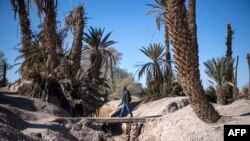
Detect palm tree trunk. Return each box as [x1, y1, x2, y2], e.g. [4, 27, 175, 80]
[14, 0, 33, 80]
[225, 24, 233, 62]
[233, 56, 239, 100]
[69, 6, 84, 72]
[165, 0, 220, 123]
[247, 53, 250, 85]
[154, 63, 162, 94]
[164, 13, 172, 76]
[42, 0, 59, 70]
[187, 0, 199, 68]
[216, 86, 225, 105]
[88, 51, 103, 81]
[225, 24, 234, 103]
[2, 62, 7, 87]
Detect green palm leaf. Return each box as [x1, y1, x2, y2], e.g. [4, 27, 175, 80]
[136, 43, 165, 82]
[83, 26, 117, 81]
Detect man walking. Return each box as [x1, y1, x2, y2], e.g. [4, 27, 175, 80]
[119, 86, 133, 117]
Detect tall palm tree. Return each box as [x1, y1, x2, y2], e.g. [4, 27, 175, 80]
[225, 24, 234, 101]
[83, 27, 117, 83]
[0, 51, 7, 86]
[187, 0, 199, 67]
[204, 57, 231, 105]
[225, 24, 234, 69]
[16, 37, 47, 76]
[101, 47, 122, 79]
[10, 0, 33, 79]
[165, 0, 220, 123]
[247, 53, 250, 85]
[146, 0, 172, 75]
[233, 56, 239, 100]
[0, 62, 7, 87]
[15, 37, 50, 99]
[34, 0, 60, 71]
[136, 43, 165, 94]
[65, 5, 85, 72]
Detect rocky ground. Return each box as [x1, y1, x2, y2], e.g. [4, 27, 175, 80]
[101, 96, 250, 141]
[136, 98, 250, 141]
[1, 90, 250, 141]
[0, 93, 114, 141]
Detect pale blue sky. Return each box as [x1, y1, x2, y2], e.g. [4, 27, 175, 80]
[0, 0, 250, 89]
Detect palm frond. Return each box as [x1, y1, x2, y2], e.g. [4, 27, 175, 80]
[204, 57, 234, 86]
[137, 43, 165, 79]
[146, 0, 166, 30]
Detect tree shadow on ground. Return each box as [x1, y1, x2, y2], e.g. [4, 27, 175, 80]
[240, 112, 250, 116]
[0, 106, 28, 130]
[26, 122, 78, 140]
[0, 93, 37, 112]
[0, 105, 77, 140]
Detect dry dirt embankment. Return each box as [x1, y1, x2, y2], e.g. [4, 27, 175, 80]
[1, 91, 250, 141]
[136, 99, 250, 141]
[100, 96, 250, 141]
[0, 93, 114, 141]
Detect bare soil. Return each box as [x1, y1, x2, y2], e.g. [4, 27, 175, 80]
[1, 91, 250, 141]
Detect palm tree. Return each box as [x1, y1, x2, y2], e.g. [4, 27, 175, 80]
[225, 24, 234, 66]
[101, 47, 122, 79]
[65, 5, 85, 72]
[16, 40, 46, 74]
[165, 0, 220, 123]
[187, 0, 199, 66]
[34, 0, 60, 71]
[83, 27, 117, 84]
[247, 53, 250, 85]
[204, 57, 232, 105]
[10, 0, 33, 80]
[225, 24, 234, 101]
[0, 51, 7, 87]
[0, 62, 7, 87]
[136, 43, 165, 94]
[15, 37, 50, 99]
[146, 0, 172, 76]
[233, 56, 239, 100]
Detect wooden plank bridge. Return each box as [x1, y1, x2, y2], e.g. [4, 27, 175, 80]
[86, 117, 146, 123]
[52, 116, 161, 124]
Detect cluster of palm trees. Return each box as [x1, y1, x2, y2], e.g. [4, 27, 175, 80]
[136, 0, 183, 99]
[139, 0, 250, 123]
[142, 0, 221, 123]
[204, 57, 234, 104]
[11, 0, 250, 124]
[204, 24, 239, 105]
[136, 43, 183, 98]
[146, 0, 172, 76]
[12, 0, 116, 116]
[143, 0, 250, 123]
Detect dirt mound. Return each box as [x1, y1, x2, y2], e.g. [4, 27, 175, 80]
[137, 99, 250, 141]
[133, 97, 188, 117]
[0, 93, 114, 141]
[1, 92, 250, 141]
[99, 100, 121, 117]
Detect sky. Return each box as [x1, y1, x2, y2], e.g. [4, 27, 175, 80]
[0, 0, 250, 89]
